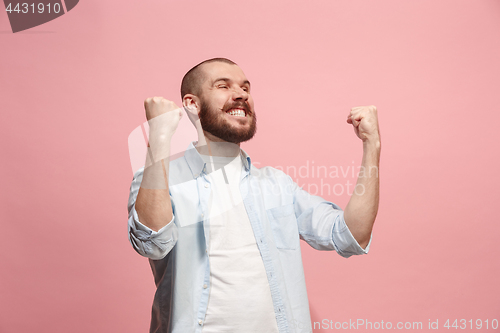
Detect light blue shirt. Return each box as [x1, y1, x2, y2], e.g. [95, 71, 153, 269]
[127, 142, 371, 333]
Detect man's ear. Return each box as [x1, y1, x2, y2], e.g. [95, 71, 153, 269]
[182, 94, 201, 124]
[182, 94, 200, 115]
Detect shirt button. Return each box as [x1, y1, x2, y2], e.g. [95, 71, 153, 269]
[194, 174, 198, 178]
[201, 213, 204, 218]
[203, 284, 208, 289]
[204, 183, 209, 188]
[198, 320, 203, 325]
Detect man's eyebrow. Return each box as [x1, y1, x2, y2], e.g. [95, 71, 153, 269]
[212, 78, 251, 86]
[212, 78, 230, 85]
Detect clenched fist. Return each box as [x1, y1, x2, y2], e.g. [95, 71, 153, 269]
[144, 97, 183, 137]
[347, 105, 380, 144]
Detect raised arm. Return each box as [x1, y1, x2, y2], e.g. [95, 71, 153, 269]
[344, 105, 381, 249]
[135, 97, 182, 232]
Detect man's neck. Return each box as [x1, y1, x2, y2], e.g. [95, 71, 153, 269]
[196, 131, 241, 158]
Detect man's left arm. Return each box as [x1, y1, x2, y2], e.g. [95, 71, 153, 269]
[344, 105, 381, 249]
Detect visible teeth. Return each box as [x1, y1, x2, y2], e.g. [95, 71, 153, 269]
[227, 109, 245, 117]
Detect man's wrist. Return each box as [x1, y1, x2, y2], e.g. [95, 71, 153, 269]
[362, 136, 381, 150]
[149, 130, 174, 143]
[147, 132, 173, 163]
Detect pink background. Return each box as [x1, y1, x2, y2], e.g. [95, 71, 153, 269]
[1, 0, 499, 332]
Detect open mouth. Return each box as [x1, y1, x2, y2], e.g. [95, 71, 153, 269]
[225, 108, 246, 117]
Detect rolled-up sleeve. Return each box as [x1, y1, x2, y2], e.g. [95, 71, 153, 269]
[127, 167, 178, 260]
[330, 209, 371, 258]
[289, 174, 372, 258]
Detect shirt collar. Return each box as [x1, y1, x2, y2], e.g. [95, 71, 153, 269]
[184, 141, 252, 178]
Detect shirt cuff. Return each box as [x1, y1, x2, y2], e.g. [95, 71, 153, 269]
[128, 204, 177, 260]
[332, 210, 372, 258]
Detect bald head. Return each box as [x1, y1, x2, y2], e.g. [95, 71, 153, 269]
[181, 58, 237, 99]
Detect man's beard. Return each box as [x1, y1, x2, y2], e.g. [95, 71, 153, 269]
[198, 98, 257, 144]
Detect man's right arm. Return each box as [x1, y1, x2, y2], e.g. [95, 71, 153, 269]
[128, 97, 182, 259]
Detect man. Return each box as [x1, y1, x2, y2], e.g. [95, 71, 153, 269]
[127, 58, 380, 333]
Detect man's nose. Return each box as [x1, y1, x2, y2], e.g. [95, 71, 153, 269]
[232, 87, 249, 101]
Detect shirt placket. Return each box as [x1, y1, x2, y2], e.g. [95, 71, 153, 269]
[195, 169, 212, 332]
[240, 168, 290, 333]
